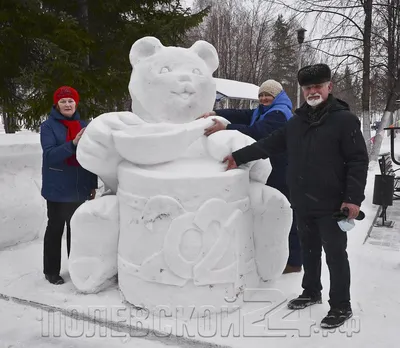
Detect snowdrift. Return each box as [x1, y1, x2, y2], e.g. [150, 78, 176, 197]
[0, 133, 46, 249]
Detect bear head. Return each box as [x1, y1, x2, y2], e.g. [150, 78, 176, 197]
[128, 37, 219, 124]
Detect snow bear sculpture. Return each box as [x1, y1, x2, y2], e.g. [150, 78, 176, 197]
[69, 36, 292, 316]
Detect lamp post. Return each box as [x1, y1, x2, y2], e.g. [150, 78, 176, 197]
[395, 99, 400, 131]
[296, 28, 306, 108]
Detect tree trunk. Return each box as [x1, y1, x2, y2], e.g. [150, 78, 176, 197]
[0, 114, 4, 133]
[3, 112, 17, 134]
[369, 0, 400, 161]
[77, 0, 90, 68]
[370, 67, 400, 161]
[361, 0, 372, 152]
[370, 110, 392, 161]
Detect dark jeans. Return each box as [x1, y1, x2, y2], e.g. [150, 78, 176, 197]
[267, 172, 302, 267]
[296, 214, 351, 308]
[287, 213, 302, 267]
[43, 200, 83, 275]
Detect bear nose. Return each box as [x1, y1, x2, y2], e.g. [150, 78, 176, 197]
[178, 75, 191, 82]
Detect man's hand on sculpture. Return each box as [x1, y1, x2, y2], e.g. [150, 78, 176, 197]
[340, 202, 360, 219]
[89, 189, 96, 200]
[197, 111, 216, 119]
[204, 118, 227, 136]
[223, 154, 238, 170]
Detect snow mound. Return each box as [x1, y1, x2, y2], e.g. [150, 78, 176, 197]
[0, 133, 46, 249]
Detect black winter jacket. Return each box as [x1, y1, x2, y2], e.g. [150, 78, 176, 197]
[232, 96, 369, 216]
[216, 108, 289, 194]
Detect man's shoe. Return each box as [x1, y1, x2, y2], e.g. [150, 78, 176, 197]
[320, 307, 353, 329]
[283, 265, 302, 274]
[287, 292, 322, 310]
[45, 274, 64, 285]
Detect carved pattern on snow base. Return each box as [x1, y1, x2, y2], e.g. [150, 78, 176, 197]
[118, 195, 252, 287]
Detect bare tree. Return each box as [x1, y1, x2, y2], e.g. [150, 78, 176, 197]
[189, 0, 278, 85]
[275, 0, 373, 151]
[362, 0, 373, 150]
[274, 0, 400, 160]
[189, 0, 399, 159]
[333, 65, 362, 116]
[369, 0, 400, 161]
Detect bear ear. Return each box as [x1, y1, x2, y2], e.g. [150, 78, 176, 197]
[190, 40, 219, 73]
[129, 37, 163, 67]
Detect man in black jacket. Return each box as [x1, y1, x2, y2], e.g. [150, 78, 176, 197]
[223, 64, 369, 329]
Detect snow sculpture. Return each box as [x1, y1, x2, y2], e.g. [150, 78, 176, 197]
[69, 36, 292, 315]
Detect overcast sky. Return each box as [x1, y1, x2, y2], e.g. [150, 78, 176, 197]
[183, 0, 316, 35]
[183, 0, 194, 7]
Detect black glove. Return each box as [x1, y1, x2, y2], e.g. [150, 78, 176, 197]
[333, 207, 365, 221]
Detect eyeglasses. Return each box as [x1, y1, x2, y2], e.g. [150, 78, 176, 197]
[301, 82, 330, 91]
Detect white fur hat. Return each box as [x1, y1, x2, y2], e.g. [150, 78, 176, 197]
[258, 80, 283, 97]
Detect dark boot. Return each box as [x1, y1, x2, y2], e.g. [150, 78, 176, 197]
[320, 306, 353, 329]
[287, 292, 322, 310]
[45, 274, 65, 285]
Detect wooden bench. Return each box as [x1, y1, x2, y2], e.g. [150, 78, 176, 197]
[378, 152, 400, 200]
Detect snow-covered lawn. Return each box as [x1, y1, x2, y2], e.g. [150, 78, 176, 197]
[0, 133, 399, 348]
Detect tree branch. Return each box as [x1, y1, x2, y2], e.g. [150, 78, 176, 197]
[273, 0, 365, 36]
[305, 35, 363, 44]
[306, 44, 364, 62]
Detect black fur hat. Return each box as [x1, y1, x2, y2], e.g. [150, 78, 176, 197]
[297, 63, 331, 86]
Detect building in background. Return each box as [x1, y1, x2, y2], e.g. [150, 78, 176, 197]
[214, 78, 260, 109]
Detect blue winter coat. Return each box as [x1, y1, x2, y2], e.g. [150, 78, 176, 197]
[249, 91, 293, 125]
[215, 90, 293, 195]
[40, 107, 98, 202]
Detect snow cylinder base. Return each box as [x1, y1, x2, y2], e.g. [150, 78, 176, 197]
[116, 159, 260, 316]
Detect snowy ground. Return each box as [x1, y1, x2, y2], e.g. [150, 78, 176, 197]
[0, 133, 399, 348]
[0, 299, 183, 348]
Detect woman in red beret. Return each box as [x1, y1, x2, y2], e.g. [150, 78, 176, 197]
[40, 86, 98, 285]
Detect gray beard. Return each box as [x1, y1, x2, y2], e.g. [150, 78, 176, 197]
[306, 96, 323, 107]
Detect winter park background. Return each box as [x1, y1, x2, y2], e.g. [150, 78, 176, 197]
[1, 0, 400, 347]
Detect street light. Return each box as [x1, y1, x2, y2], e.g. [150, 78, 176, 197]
[296, 28, 307, 108]
[297, 28, 306, 45]
[395, 99, 400, 130]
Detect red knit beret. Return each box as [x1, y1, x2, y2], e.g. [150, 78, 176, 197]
[53, 86, 80, 105]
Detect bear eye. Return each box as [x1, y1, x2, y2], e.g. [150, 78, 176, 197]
[160, 67, 171, 74]
[192, 68, 202, 75]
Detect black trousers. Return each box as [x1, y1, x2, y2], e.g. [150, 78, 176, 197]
[43, 200, 83, 275]
[296, 214, 350, 308]
[287, 213, 302, 267]
[267, 173, 302, 267]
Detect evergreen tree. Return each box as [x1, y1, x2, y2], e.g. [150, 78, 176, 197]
[0, 0, 85, 132]
[0, 0, 208, 132]
[269, 15, 298, 107]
